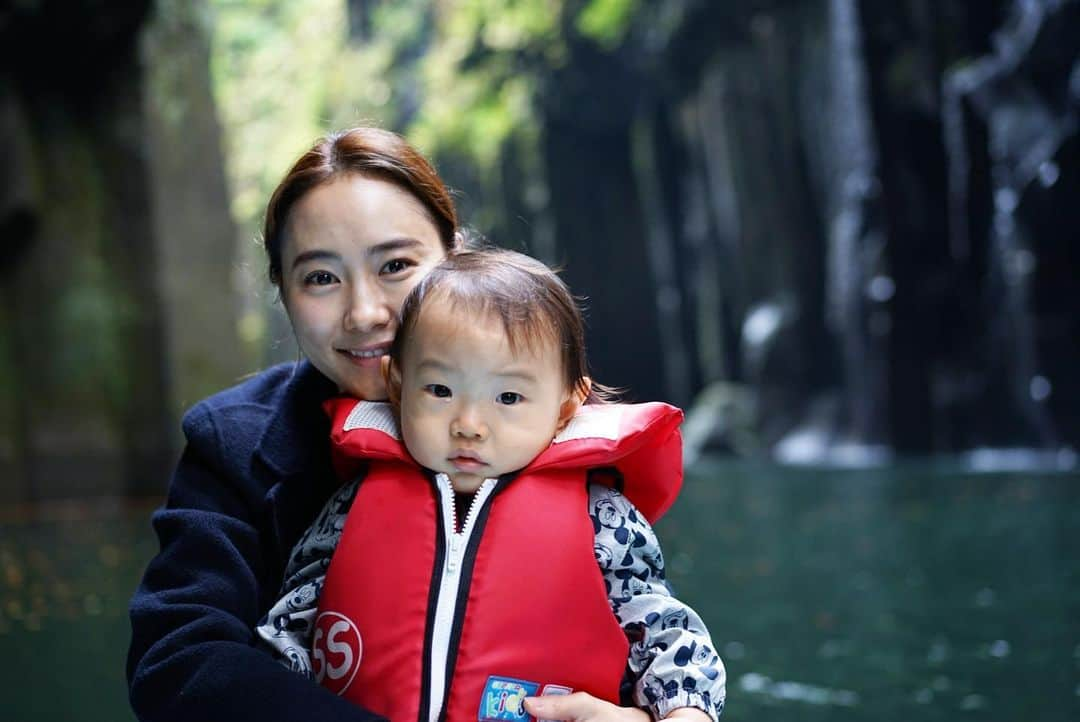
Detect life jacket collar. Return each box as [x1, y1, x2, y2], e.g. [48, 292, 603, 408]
[322, 398, 684, 522]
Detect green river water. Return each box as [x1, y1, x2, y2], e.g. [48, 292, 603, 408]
[0, 459, 1076, 721]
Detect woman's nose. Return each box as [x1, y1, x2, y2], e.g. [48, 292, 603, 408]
[343, 285, 391, 332]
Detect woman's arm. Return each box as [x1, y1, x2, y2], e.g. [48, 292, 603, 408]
[590, 485, 726, 721]
[127, 404, 384, 722]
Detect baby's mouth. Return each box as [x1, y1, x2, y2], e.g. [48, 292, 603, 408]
[448, 451, 487, 472]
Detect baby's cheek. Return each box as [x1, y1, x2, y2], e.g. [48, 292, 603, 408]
[401, 418, 436, 464]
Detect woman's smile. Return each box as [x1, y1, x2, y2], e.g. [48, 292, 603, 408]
[337, 342, 393, 368]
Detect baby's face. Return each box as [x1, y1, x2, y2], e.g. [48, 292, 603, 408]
[394, 302, 575, 493]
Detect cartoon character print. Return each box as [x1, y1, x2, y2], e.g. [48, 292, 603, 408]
[588, 484, 725, 722]
[594, 542, 616, 596]
[673, 640, 721, 681]
[661, 608, 688, 631]
[316, 482, 358, 539]
[593, 542, 615, 570]
[642, 676, 665, 705]
[287, 579, 321, 611]
[257, 481, 363, 680]
[280, 646, 313, 678]
[261, 576, 323, 647]
[271, 610, 307, 636]
[593, 497, 626, 534]
[286, 480, 359, 577]
[615, 570, 652, 597]
[257, 579, 324, 677]
[643, 545, 664, 574]
[591, 488, 653, 575]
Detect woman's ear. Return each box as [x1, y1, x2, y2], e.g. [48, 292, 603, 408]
[382, 355, 402, 408]
[555, 377, 591, 433]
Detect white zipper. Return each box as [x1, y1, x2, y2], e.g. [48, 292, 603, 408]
[427, 473, 497, 722]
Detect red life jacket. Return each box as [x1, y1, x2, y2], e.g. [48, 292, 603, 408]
[316, 399, 683, 722]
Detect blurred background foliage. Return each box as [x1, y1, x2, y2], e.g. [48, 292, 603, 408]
[1, 0, 1078, 500]
[209, 0, 667, 384]
[212, 0, 1080, 473]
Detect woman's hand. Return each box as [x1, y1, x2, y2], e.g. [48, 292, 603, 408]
[661, 709, 711, 722]
[522, 693, 650, 722]
[522, 694, 713, 722]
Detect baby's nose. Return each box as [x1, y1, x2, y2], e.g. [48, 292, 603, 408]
[451, 408, 487, 439]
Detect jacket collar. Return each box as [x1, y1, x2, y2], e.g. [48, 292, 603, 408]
[254, 359, 339, 480]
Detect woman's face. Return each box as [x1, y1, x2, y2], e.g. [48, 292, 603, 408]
[280, 174, 446, 399]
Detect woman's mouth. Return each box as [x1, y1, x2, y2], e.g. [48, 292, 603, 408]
[338, 344, 390, 368]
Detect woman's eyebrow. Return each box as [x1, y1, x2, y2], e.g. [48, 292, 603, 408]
[290, 238, 422, 270]
[369, 237, 425, 255]
[290, 249, 340, 270]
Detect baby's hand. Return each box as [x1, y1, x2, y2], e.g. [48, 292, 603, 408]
[522, 693, 649, 722]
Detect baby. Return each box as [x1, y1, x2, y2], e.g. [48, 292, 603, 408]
[258, 249, 725, 722]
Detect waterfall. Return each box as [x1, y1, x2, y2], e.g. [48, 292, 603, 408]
[942, 0, 1077, 458]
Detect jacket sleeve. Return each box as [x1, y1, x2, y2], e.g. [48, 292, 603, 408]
[126, 403, 385, 722]
[589, 485, 726, 721]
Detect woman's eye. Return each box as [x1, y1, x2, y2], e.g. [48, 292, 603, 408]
[425, 384, 452, 398]
[304, 270, 337, 286]
[381, 258, 412, 275]
[497, 392, 523, 405]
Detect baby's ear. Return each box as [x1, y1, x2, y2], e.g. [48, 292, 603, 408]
[382, 355, 402, 408]
[556, 377, 591, 433]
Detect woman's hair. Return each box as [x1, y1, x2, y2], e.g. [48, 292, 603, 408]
[390, 248, 617, 404]
[262, 126, 459, 286]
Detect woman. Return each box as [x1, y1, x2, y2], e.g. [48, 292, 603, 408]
[126, 127, 645, 722]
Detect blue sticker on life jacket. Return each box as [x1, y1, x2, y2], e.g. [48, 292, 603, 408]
[478, 676, 540, 721]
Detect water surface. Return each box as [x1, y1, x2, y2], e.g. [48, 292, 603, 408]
[0, 460, 1076, 721]
[660, 459, 1080, 721]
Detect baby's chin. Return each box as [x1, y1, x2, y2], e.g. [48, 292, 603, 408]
[447, 472, 491, 494]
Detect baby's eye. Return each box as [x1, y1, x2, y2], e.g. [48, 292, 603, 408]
[424, 384, 452, 398]
[497, 392, 523, 405]
[304, 270, 338, 286]
[380, 258, 413, 275]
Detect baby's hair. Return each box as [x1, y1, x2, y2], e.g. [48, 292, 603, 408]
[390, 248, 617, 404]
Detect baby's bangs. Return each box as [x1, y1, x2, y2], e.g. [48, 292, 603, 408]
[439, 280, 560, 359]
